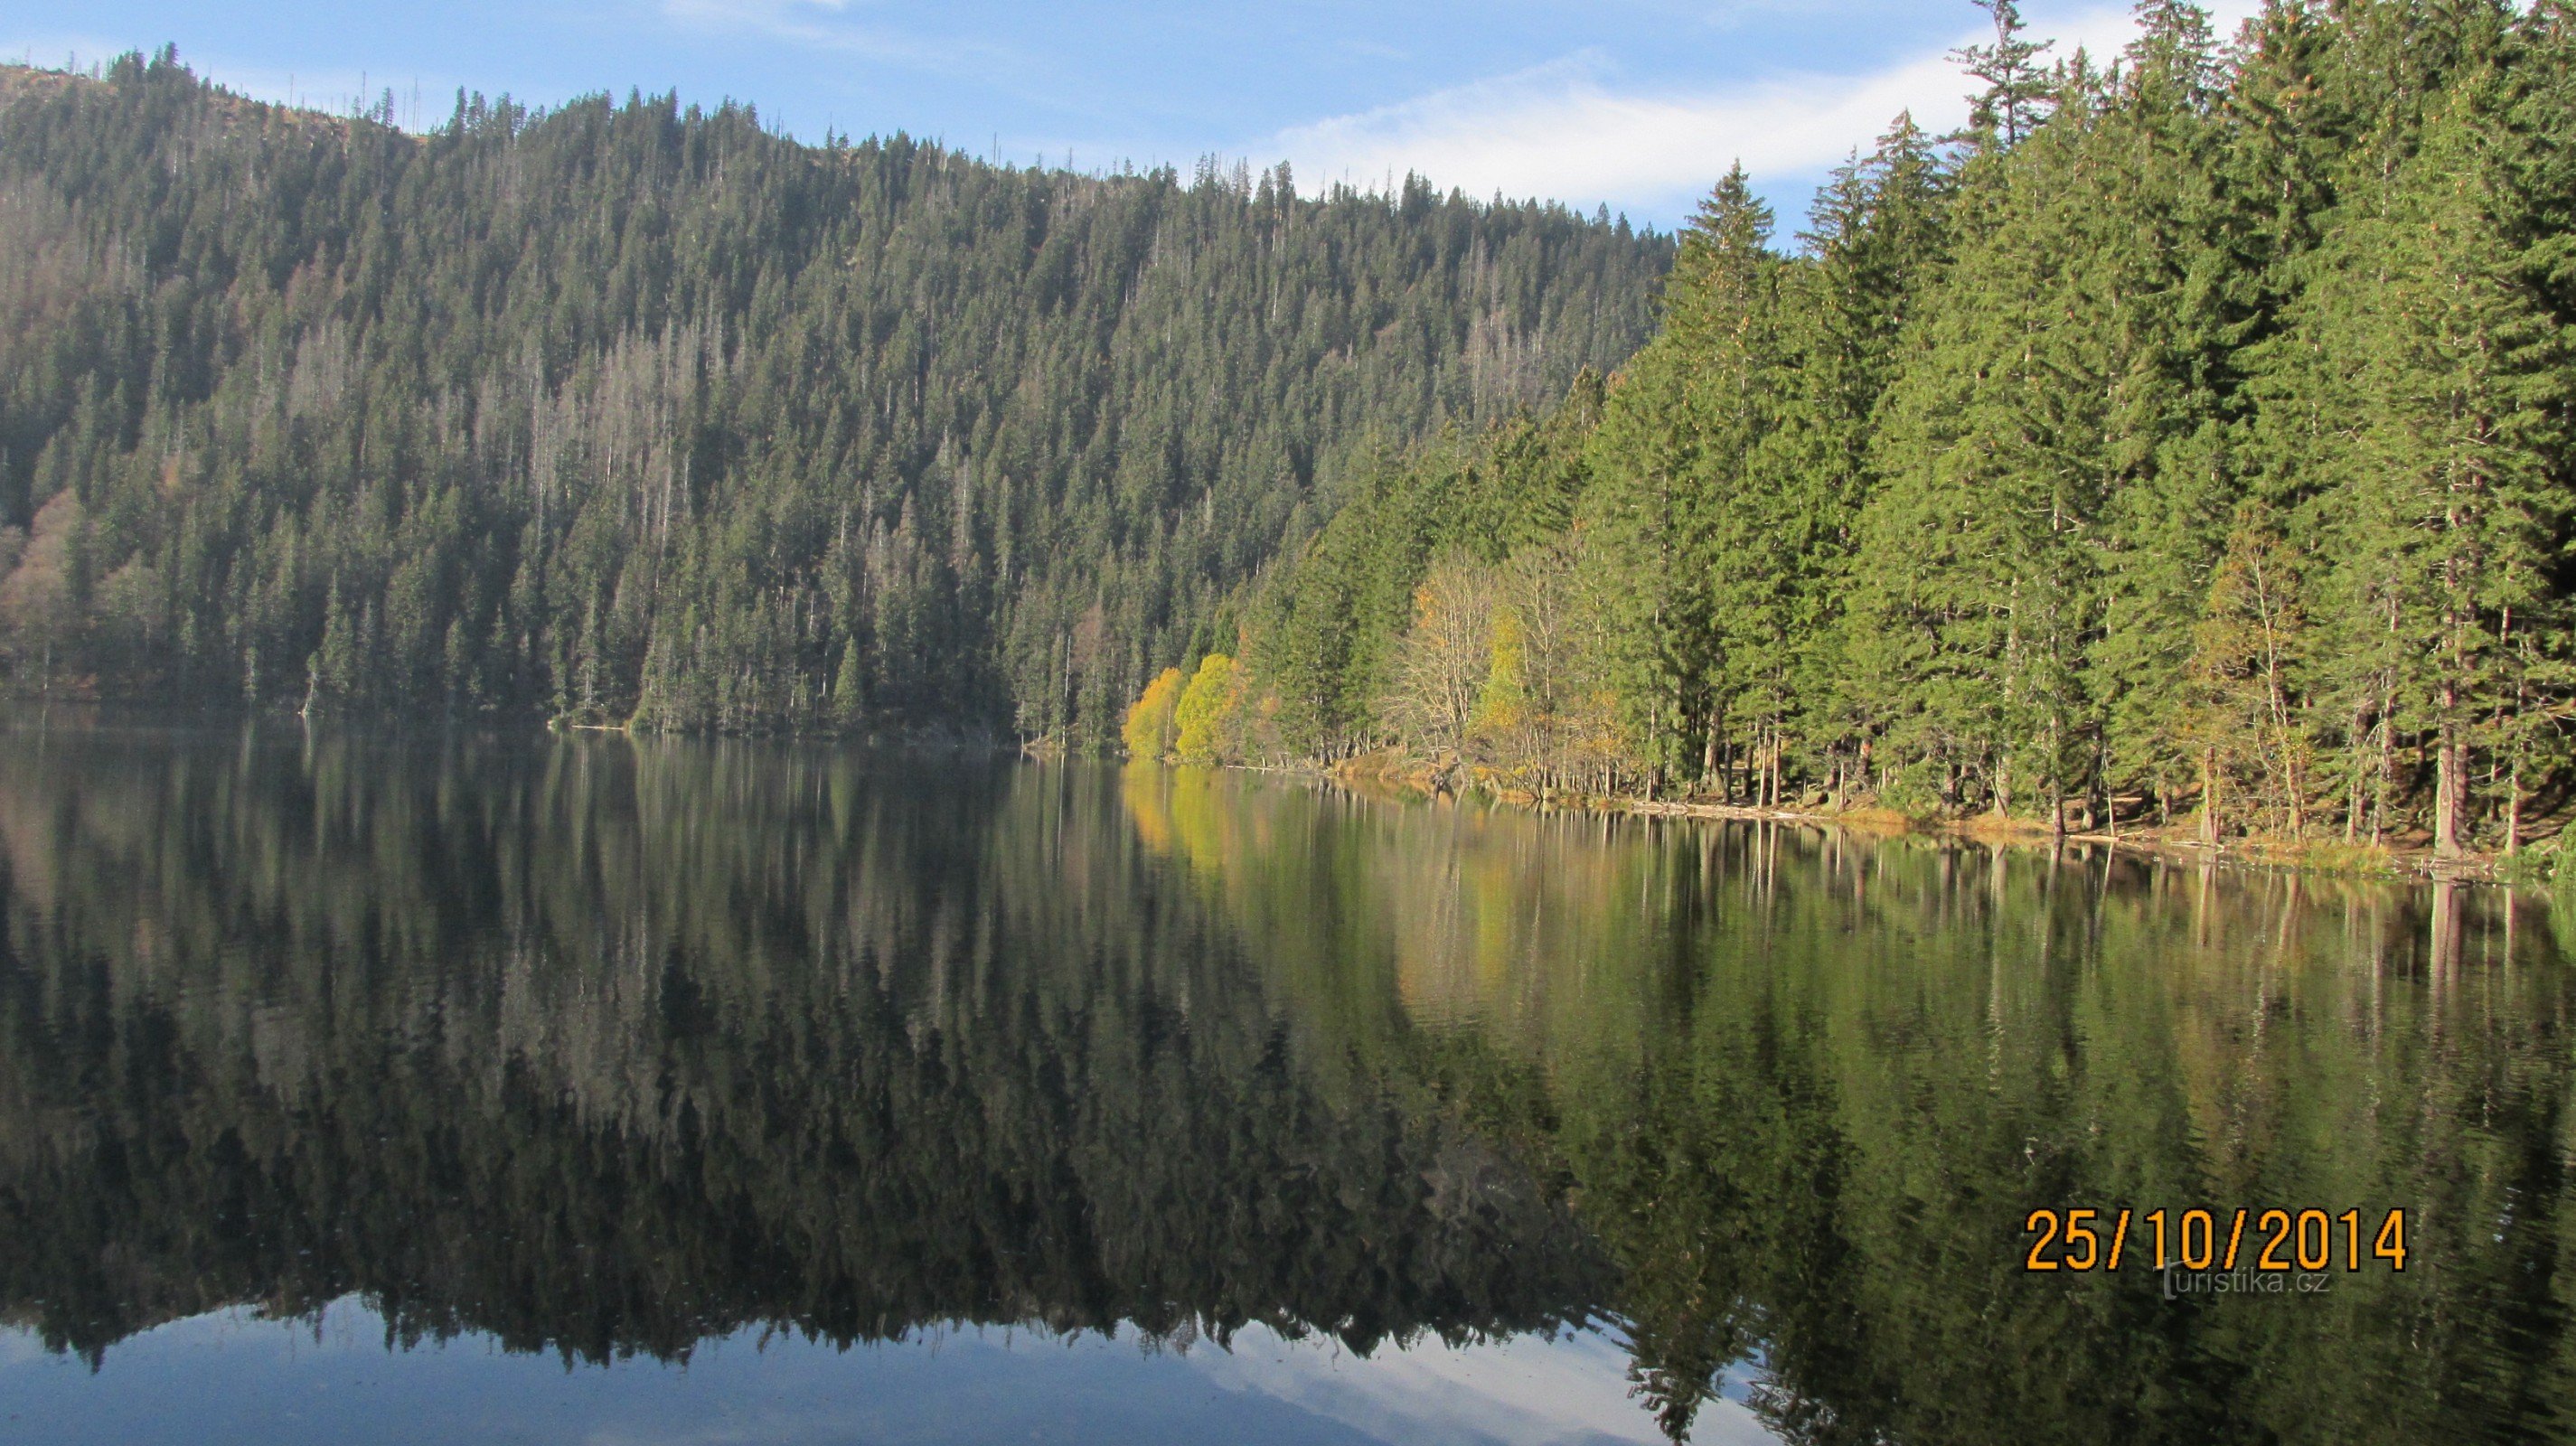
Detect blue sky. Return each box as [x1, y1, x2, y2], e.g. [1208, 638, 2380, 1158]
[1, 1, 2262, 229]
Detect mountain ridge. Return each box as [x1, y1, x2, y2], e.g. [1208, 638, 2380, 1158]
[0, 49, 1673, 737]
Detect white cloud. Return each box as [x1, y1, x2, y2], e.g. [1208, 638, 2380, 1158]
[1269, 1, 2267, 217]
[662, 0, 851, 23]
[1182, 1323, 1789, 1445]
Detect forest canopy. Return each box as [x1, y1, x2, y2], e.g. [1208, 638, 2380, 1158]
[1136, 0, 2576, 860]
[0, 49, 1669, 737]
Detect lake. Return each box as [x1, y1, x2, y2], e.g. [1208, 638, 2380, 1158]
[0, 714, 2567, 1444]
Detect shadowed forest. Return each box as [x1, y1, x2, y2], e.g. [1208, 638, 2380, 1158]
[0, 51, 1666, 736]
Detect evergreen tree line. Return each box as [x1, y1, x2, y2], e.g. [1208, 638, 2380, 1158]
[1133, 0, 2576, 859]
[0, 50, 1669, 737]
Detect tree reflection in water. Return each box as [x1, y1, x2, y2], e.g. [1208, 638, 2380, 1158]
[2, 718, 2571, 1445]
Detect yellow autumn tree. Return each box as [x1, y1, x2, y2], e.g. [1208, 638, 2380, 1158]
[2180, 507, 2310, 842]
[1123, 666, 1184, 758]
[1173, 653, 1243, 764]
[1472, 606, 1527, 737]
[1384, 557, 1497, 754]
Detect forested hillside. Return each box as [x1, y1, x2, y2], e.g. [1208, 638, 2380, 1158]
[1136, 0, 2576, 859]
[0, 51, 1670, 736]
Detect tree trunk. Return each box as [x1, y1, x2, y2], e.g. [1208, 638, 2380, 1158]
[2434, 712, 2464, 859]
[2505, 755, 2523, 858]
[2372, 705, 2393, 849]
[2200, 748, 2219, 846]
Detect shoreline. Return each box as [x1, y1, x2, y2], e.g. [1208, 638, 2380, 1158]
[1313, 755, 2534, 887]
[1, 698, 2543, 887]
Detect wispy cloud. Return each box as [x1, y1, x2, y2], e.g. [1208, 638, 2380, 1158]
[658, 0, 1008, 75]
[1269, 1, 2266, 216]
[1338, 39, 1411, 62]
[1185, 1324, 1724, 1446]
[660, 0, 851, 24]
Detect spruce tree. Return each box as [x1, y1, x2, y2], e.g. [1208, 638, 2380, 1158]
[1954, 0, 2059, 149]
[1584, 165, 1778, 791]
[2085, 0, 2245, 830]
[1846, 70, 2106, 820]
[1782, 116, 1952, 801]
[2287, 83, 2570, 853]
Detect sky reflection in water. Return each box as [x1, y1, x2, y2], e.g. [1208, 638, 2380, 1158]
[1, 1299, 1752, 1445]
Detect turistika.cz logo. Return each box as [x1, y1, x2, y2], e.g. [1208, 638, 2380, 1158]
[2162, 1266, 2333, 1300]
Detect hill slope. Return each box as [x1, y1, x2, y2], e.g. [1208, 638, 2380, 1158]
[0, 51, 1671, 736]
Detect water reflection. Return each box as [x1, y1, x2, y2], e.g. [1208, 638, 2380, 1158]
[4, 1297, 1710, 1446]
[2, 718, 2571, 1444]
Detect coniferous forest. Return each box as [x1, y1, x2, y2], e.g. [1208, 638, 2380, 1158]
[0, 49, 1667, 737]
[8, 2, 2576, 860]
[1127, 0, 2576, 860]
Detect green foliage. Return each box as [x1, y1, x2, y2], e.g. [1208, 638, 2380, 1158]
[1138, 0, 2576, 854]
[2283, 81, 2569, 853]
[1584, 164, 1781, 784]
[1236, 389, 1603, 764]
[0, 53, 1669, 741]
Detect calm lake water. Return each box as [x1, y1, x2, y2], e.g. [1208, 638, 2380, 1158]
[1, 715, 2570, 1444]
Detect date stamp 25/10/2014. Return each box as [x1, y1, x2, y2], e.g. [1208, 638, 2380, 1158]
[2023, 1207, 2408, 1275]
